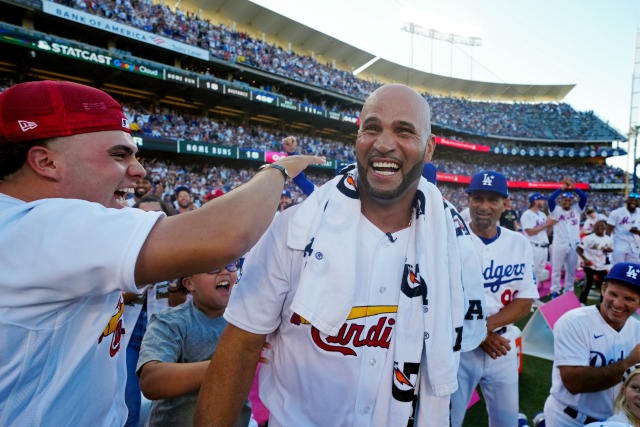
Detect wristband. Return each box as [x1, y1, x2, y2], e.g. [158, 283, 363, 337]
[258, 163, 289, 179]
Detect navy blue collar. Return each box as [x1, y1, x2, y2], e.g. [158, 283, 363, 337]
[477, 227, 501, 245]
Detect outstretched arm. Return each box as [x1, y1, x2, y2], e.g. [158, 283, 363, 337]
[574, 187, 588, 210]
[194, 325, 266, 426]
[134, 155, 324, 285]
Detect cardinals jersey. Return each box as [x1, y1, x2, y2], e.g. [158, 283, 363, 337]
[225, 206, 410, 426]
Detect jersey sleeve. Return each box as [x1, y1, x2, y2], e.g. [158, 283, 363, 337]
[521, 211, 536, 231]
[607, 209, 619, 227]
[553, 311, 590, 367]
[224, 210, 294, 335]
[516, 236, 539, 299]
[2, 199, 163, 307]
[136, 310, 185, 375]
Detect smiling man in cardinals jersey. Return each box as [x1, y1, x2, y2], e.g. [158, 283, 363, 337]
[195, 84, 486, 427]
[0, 80, 323, 426]
[544, 262, 640, 426]
[451, 170, 538, 427]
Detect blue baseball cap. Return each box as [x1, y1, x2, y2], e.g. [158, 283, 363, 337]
[605, 262, 640, 289]
[281, 189, 292, 197]
[466, 170, 508, 198]
[529, 193, 546, 204]
[628, 193, 640, 199]
[561, 192, 575, 199]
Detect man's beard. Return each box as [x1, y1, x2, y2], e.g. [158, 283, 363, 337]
[135, 188, 149, 198]
[356, 156, 424, 201]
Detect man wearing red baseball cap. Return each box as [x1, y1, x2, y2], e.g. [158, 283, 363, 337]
[0, 80, 323, 426]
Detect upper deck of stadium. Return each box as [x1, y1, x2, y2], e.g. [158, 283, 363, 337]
[183, 0, 573, 102]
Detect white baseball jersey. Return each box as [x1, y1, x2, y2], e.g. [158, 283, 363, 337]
[608, 206, 640, 253]
[472, 227, 539, 320]
[0, 194, 162, 427]
[578, 233, 613, 271]
[521, 209, 550, 246]
[551, 204, 584, 246]
[225, 206, 410, 426]
[549, 305, 640, 420]
[451, 227, 538, 427]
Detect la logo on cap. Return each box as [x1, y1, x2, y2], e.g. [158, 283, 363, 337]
[18, 120, 38, 132]
[482, 173, 494, 186]
[627, 265, 639, 280]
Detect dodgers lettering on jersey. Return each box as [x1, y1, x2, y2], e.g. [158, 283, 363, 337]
[482, 259, 526, 293]
[471, 227, 538, 318]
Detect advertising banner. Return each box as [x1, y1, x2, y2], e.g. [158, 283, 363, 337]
[178, 141, 237, 158]
[42, 0, 209, 60]
[435, 136, 490, 152]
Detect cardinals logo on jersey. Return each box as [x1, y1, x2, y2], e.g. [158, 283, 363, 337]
[337, 173, 359, 199]
[290, 306, 397, 356]
[98, 296, 125, 357]
[401, 264, 428, 306]
[392, 361, 419, 402]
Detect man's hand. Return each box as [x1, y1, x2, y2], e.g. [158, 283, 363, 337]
[545, 217, 559, 228]
[282, 136, 298, 154]
[480, 332, 511, 359]
[562, 177, 574, 190]
[272, 154, 325, 178]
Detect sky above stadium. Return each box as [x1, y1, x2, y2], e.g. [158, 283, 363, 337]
[253, 0, 640, 171]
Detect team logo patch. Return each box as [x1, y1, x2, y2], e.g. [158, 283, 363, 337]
[401, 264, 428, 306]
[98, 296, 126, 357]
[392, 361, 419, 402]
[336, 173, 359, 199]
[482, 173, 494, 186]
[626, 265, 639, 280]
[122, 118, 130, 129]
[18, 120, 38, 132]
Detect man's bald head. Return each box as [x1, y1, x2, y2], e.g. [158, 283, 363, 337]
[361, 84, 432, 138]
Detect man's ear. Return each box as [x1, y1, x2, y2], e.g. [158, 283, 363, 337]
[26, 145, 62, 181]
[424, 135, 436, 162]
[181, 277, 193, 293]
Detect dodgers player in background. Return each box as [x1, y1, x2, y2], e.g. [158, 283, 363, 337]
[451, 171, 538, 427]
[548, 178, 588, 298]
[544, 262, 640, 426]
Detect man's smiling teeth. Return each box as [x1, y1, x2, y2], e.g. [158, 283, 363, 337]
[216, 281, 230, 289]
[372, 161, 399, 175]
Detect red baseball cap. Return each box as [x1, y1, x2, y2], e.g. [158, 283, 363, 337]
[0, 80, 130, 144]
[203, 188, 225, 201]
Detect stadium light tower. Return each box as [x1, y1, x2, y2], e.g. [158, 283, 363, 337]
[629, 28, 640, 193]
[401, 22, 482, 78]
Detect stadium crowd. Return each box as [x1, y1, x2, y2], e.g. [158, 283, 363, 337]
[121, 101, 627, 185]
[54, 0, 623, 141]
[137, 157, 625, 221]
